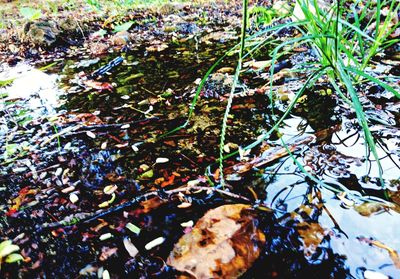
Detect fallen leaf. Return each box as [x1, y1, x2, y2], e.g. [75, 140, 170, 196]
[5, 253, 24, 263]
[103, 269, 110, 279]
[161, 174, 175, 187]
[167, 204, 265, 279]
[83, 79, 113, 91]
[126, 223, 141, 235]
[139, 169, 154, 179]
[99, 247, 118, 261]
[180, 220, 194, 228]
[354, 202, 386, 217]
[79, 264, 98, 276]
[0, 241, 20, 258]
[217, 67, 235, 74]
[99, 233, 113, 241]
[69, 193, 79, 204]
[155, 157, 169, 164]
[177, 202, 191, 209]
[145, 237, 165, 250]
[86, 131, 96, 139]
[146, 43, 168, 52]
[135, 197, 166, 215]
[104, 185, 118, 195]
[296, 222, 327, 258]
[244, 60, 271, 71]
[7, 187, 37, 214]
[123, 237, 139, 258]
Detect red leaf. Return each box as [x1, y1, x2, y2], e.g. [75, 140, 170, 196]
[83, 79, 113, 91]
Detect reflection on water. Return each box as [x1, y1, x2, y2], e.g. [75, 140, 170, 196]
[0, 63, 64, 136]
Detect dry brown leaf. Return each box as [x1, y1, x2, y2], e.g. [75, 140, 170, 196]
[167, 204, 265, 279]
[99, 247, 118, 261]
[135, 197, 166, 215]
[354, 202, 386, 217]
[359, 237, 400, 269]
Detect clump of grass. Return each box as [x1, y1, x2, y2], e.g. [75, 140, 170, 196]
[264, 0, 400, 191]
[174, 0, 399, 196]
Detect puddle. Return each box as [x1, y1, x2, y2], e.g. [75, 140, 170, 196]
[1, 33, 400, 279]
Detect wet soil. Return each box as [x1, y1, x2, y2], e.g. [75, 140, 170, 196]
[1, 2, 400, 279]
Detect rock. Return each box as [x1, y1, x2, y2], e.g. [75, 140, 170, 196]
[203, 73, 235, 98]
[110, 31, 131, 46]
[22, 21, 59, 46]
[58, 17, 78, 33]
[89, 42, 109, 55]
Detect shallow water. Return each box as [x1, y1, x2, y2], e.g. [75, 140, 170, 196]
[1, 36, 400, 278]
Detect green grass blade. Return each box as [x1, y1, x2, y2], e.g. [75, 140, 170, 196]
[218, 0, 248, 187]
[345, 66, 400, 98]
[337, 62, 385, 189]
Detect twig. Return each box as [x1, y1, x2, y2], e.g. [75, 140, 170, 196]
[40, 186, 251, 230]
[58, 117, 160, 132]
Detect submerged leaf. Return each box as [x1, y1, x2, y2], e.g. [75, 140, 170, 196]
[5, 253, 24, 263]
[167, 204, 265, 279]
[145, 237, 165, 250]
[0, 243, 20, 258]
[123, 238, 139, 258]
[126, 223, 141, 235]
[296, 222, 327, 258]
